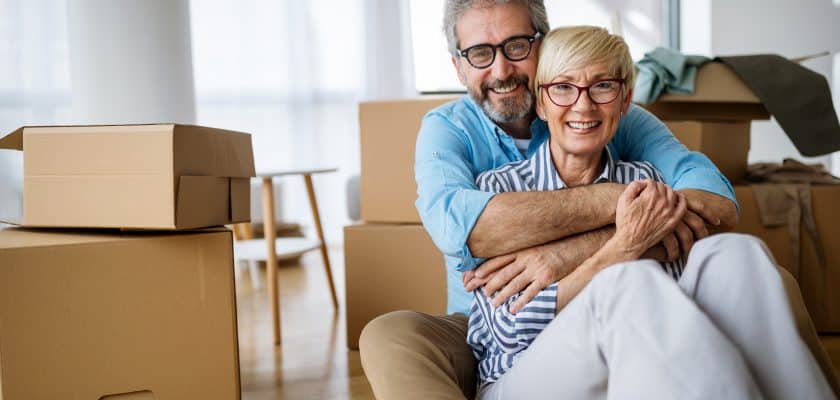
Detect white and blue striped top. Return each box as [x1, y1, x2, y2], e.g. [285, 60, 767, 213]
[468, 139, 685, 384]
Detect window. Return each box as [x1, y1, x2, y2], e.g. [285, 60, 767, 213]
[409, 0, 673, 93]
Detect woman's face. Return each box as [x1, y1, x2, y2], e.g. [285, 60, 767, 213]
[538, 62, 632, 158]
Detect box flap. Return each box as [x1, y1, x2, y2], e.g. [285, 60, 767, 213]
[175, 175, 231, 229]
[657, 62, 760, 104]
[0, 127, 23, 150]
[0, 226, 232, 250]
[229, 178, 250, 223]
[172, 125, 256, 179]
[0, 216, 22, 226]
[0, 227, 130, 250]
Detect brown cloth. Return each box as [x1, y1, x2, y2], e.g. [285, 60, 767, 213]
[745, 159, 838, 285]
[717, 55, 840, 157]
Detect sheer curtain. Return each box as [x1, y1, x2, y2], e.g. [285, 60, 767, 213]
[0, 0, 72, 221]
[190, 0, 414, 243]
[0, 0, 415, 238]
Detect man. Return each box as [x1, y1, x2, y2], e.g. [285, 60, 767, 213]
[359, 1, 835, 399]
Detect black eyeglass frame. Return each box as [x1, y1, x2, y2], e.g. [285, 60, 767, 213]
[457, 32, 543, 69]
[539, 78, 627, 107]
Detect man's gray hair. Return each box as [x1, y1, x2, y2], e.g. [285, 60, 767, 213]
[442, 0, 550, 56]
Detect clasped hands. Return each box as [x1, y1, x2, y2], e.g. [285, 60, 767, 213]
[463, 181, 723, 314]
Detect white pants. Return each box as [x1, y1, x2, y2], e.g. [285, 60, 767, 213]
[479, 233, 834, 400]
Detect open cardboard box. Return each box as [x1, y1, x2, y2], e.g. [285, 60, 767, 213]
[0, 227, 241, 399]
[0, 124, 256, 230]
[642, 62, 772, 121]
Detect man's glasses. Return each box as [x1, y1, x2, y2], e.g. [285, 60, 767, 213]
[539, 79, 626, 107]
[457, 32, 542, 69]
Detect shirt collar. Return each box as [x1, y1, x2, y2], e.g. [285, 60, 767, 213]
[463, 95, 549, 157]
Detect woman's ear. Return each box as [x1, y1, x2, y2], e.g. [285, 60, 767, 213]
[621, 87, 634, 115]
[536, 100, 546, 121]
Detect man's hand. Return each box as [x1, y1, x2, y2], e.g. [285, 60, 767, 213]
[466, 242, 576, 314]
[657, 209, 710, 260]
[679, 189, 738, 231]
[650, 189, 737, 260]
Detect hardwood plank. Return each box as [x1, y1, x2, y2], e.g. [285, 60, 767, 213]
[236, 246, 375, 400]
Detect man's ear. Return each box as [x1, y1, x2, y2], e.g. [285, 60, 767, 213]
[452, 56, 467, 86]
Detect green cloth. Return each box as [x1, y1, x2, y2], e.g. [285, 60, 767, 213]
[633, 47, 710, 104]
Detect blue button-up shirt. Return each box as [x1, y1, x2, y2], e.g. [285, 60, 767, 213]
[414, 95, 736, 315]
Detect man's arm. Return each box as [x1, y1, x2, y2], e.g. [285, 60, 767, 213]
[415, 111, 624, 268]
[611, 104, 739, 224]
[468, 105, 738, 260]
[415, 112, 496, 270]
[466, 226, 615, 313]
[467, 184, 624, 258]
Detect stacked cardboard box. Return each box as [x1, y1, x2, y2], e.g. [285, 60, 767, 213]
[644, 61, 771, 184]
[345, 97, 456, 349]
[0, 124, 255, 399]
[732, 184, 840, 333]
[347, 68, 770, 348]
[349, 66, 838, 369]
[645, 63, 840, 372]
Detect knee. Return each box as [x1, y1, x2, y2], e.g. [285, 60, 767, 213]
[360, 310, 422, 353]
[690, 233, 780, 282]
[695, 232, 767, 256]
[591, 259, 671, 293]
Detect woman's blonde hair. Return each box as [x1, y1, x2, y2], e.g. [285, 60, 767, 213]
[533, 26, 635, 108]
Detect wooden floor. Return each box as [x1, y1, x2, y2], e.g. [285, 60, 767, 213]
[235, 246, 375, 400]
[232, 241, 840, 399]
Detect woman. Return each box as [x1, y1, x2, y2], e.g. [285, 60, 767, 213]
[467, 26, 834, 399]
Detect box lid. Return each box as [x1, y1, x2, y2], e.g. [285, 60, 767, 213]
[641, 62, 771, 120]
[0, 123, 256, 178]
[0, 127, 22, 150]
[656, 62, 760, 104]
[0, 226, 230, 250]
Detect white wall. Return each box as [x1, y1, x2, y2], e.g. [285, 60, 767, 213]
[682, 0, 840, 170]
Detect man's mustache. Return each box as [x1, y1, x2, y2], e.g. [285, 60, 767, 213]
[480, 75, 531, 93]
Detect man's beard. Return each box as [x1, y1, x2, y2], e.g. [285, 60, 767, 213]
[469, 75, 534, 125]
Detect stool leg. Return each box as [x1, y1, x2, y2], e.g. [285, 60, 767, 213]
[262, 177, 282, 345]
[304, 174, 339, 310]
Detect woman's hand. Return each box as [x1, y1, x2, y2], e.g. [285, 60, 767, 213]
[612, 180, 687, 259]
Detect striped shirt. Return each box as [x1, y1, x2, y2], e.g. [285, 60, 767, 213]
[468, 139, 685, 384]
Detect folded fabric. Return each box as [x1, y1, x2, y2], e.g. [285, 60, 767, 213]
[746, 158, 840, 185]
[717, 55, 840, 157]
[633, 47, 710, 104]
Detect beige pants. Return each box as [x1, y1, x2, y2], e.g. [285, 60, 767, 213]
[360, 234, 840, 399]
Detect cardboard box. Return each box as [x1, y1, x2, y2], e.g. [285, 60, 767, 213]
[821, 335, 840, 379]
[665, 121, 751, 181]
[0, 227, 241, 400]
[642, 62, 771, 121]
[0, 124, 256, 229]
[359, 96, 457, 223]
[733, 184, 840, 332]
[344, 223, 446, 349]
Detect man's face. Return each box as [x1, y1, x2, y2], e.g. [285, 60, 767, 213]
[452, 3, 539, 125]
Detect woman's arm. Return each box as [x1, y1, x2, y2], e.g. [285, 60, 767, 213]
[556, 180, 686, 311]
